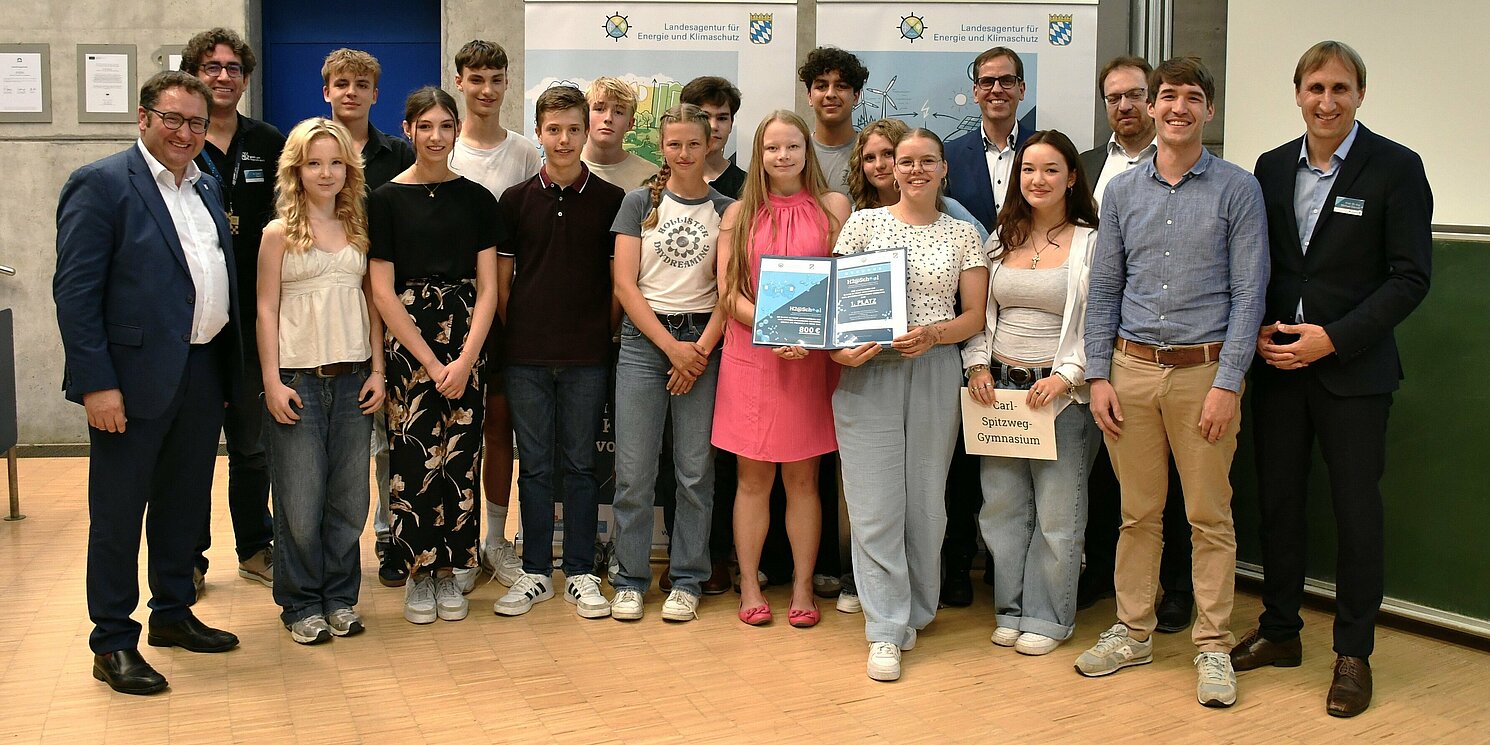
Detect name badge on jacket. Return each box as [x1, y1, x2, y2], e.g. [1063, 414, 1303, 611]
[1333, 196, 1364, 216]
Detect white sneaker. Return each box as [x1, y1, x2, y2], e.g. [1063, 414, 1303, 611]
[867, 642, 902, 681]
[1074, 623, 1153, 676]
[612, 587, 645, 621]
[564, 574, 612, 619]
[660, 589, 699, 622]
[453, 567, 479, 594]
[493, 573, 555, 616]
[1015, 632, 1060, 656]
[1195, 651, 1238, 708]
[434, 573, 469, 621]
[836, 589, 862, 614]
[480, 538, 525, 586]
[991, 626, 1021, 647]
[902, 628, 917, 651]
[404, 575, 437, 625]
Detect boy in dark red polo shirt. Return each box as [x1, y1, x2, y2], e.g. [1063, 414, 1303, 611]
[490, 86, 626, 618]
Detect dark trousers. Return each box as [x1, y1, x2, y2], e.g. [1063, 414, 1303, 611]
[941, 440, 981, 574]
[1084, 442, 1193, 595]
[88, 344, 226, 653]
[195, 353, 273, 569]
[1252, 367, 1389, 658]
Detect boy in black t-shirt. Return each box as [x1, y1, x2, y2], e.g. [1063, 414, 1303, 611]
[489, 86, 625, 619]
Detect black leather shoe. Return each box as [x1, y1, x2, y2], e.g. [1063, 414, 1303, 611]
[1155, 590, 1194, 633]
[147, 615, 239, 653]
[378, 553, 408, 587]
[1327, 655, 1372, 717]
[1229, 627, 1303, 671]
[93, 648, 168, 695]
[1076, 573, 1114, 610]
[940, 568, 973, 607]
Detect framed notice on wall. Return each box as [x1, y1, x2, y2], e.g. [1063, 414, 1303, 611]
[0, 44, 51, 122]
[76, 44, 136, 123]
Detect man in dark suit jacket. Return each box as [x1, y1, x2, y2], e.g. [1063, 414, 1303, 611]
[55, 71, 243, 696]
[1230, 41, 1432, 718]
[945, 46, 1036, 233]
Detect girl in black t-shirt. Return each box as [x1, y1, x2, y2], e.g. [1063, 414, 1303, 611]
[367, 86, 499, 626]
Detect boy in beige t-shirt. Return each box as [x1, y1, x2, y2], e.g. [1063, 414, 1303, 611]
[581, 77, 658, 190]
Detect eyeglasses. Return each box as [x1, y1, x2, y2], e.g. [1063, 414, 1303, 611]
[894, 156, 943, 173]
[975, 75, 1023, 91]
[1103, 88, 1147, 106]
[145, 107, 209, 134]
[200, 61, 245, 79]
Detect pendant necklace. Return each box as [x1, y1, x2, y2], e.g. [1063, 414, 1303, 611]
[423, 180, 443, 199]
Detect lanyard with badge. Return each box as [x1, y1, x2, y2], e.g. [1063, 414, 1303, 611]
[200, 136, 241, 235]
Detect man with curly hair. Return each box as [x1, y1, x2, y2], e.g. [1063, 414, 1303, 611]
[797, 47, 868, 195]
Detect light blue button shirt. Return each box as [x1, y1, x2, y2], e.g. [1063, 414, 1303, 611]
[1292, 121, 1359, 320]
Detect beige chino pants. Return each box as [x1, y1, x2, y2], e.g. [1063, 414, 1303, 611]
[1105, 351, 1241, 653]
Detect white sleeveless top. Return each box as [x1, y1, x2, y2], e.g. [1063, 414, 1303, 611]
[278, 245, 371, 368]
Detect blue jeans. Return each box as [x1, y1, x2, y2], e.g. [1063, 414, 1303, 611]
[507, 364, 608, 577]
[612, 314, 719, 597]
[266, 365, 373, 625]
[978, 376, 1100, 640]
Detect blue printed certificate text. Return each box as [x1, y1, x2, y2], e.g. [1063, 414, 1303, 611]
[752, 249, 908, 349]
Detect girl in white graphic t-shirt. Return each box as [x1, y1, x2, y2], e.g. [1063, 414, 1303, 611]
[608, 104, 734, 624]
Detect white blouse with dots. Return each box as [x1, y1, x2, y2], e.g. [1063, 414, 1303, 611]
[832, 207, 987, 327]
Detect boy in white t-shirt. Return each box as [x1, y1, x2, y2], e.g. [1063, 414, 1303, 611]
[581, 77, 658, 190]
[446, 39, 541, 592]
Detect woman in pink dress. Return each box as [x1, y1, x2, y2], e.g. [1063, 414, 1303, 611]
[714, 111, 852, 628]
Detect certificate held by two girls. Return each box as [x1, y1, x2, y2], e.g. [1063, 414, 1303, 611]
[751, 248, 909, 349]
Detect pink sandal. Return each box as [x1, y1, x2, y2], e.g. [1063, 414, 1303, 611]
[788, 605, 821, 628]
[739, 603, 772, 626]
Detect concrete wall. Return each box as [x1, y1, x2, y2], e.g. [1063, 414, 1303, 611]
[2, 0, 1224, 445]
[0, 2, 250, 445]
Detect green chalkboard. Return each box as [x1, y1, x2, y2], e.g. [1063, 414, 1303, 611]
[1232, 239, 1490, 622]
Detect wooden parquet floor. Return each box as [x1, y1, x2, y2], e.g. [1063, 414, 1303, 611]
[0, 456, 1483, 743]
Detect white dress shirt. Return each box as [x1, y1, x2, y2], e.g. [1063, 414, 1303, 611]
[982, 122, 1021, 215]
[1092, 134, 1158, 205]
[136, 140, 231, 344]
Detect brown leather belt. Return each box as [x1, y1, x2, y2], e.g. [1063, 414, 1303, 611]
[1117, 338, 1223, 367]
[292, 360, 365, 378]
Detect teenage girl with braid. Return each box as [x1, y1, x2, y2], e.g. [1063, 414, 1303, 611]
[608, 104, 734, 623]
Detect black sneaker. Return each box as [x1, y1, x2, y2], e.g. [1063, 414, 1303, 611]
[1155, 590, 1194, 633]
[379, 553, 408, 588]
[940, 568, 973, 607]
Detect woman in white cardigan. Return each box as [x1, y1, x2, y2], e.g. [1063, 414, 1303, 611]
[964, 130, 1102, 656]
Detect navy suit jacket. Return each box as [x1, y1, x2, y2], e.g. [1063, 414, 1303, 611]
[55, 144, 242, 420]
[1252, 124, 1432, 397]
[945, 119, 1035, 233]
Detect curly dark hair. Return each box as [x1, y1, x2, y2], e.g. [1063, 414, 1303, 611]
[180, 28, 256, 76]
[797, 47, 869, 94]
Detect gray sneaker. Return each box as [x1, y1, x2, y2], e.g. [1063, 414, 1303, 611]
[1195, 651, 1238, 708]
[434, 573, 469, 621]
[326, 608, 364, 637]
[287, 614, 332, 645]
[404, 575, 437, 624]
[1074, 623, 1154, 677]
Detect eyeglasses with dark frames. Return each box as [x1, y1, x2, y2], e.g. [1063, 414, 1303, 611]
[975, 75, 1023, 91]
[144, 107, 209, 134]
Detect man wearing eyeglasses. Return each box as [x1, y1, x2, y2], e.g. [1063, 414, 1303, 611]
[1076, 56, 1196, 636]
[945, 46, 1035, 233]
[57, 71, 244, 695]
[180, 28, 286, 597]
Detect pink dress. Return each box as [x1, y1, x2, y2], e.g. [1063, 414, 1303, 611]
[712, 190, 840, 461]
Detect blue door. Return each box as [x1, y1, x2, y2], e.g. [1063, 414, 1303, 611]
[261, 0, 440, 138]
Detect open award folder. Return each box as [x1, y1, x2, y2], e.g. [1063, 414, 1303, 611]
[751, 248, 909, 349]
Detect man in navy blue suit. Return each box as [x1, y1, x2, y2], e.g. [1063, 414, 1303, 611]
[1231, 40, 1432, 718]
[55, 70, 243, 695]
[945, 46, 1036, 233]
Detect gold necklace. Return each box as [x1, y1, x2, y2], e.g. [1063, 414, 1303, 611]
[423, 180, 443, 199]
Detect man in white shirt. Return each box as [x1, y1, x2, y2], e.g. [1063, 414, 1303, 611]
[945, 47, 1036, 233]
[447, 39, 541, 592]
[1079, 56, 1159, 203]
[56, 71, 244, 695]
